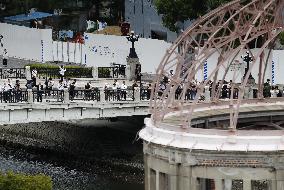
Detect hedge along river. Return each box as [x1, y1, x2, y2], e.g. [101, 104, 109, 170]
[0, 116, 146, 190]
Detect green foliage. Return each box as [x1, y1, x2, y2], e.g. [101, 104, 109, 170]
[26, 63, 93, 78]
[154, 0, 232, 31]
[26, 63, 86, 70]
[0, 172, 52, 190]
[98, 67, 111, 78]
[279, 32, 284, 46]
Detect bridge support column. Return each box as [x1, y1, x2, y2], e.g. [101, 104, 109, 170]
[215, 179, 223, 190]
[92, 66, 98, 80]
[25, 66, 31, 80]
[64, 88, 70, 103]
[276, 170, 284, 190]
[243, 180, 251, 190]
[27, 89, 33, 103]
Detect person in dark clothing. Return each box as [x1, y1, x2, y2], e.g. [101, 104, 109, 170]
[36, 82, 44, 102]
[14, 80, 21, 102]
[69, 81, 76, 101]
[263, 79, 271, 98]
[85, 82, 91, 100]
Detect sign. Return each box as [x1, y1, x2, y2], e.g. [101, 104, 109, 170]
[203, 60, 208, 81]
[272, 60, 275, 85]
[230, 60, 242, 71]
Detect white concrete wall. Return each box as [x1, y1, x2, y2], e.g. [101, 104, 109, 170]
[196, 49, 273, 84]
[0, 23, 53, 62]
[83, 33, 172, 73]
[52, 41, 83, 64]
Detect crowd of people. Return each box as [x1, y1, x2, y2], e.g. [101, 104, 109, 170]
[155, 74, 284, 101]
[0, 73, 142, 103]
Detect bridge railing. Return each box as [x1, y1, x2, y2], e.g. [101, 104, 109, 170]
[0, 68, 26, 79]
[0, 90, 28, 103]
[70, 89, 100, 101]
[32, 90, 64, 102]
[140, 89, 151, 100]
[98, 66, 126, 79]
[104, 88, 134, 101]
[35, 68, 93, 79]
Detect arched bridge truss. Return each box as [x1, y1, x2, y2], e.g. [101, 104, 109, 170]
[151, 0, 284, 130]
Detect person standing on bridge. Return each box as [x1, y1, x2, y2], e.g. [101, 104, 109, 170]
[2, 49, 8, 67]
[69, 79, 76, 101]
[59, 65, 66, 81]
[2, 82, 9, 103]
[36, 82, 44, 102]
[121, 81, 127, 100]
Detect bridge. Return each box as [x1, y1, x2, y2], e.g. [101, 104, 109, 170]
[0, 87, 149, 125]
[139, 0, 284, 190]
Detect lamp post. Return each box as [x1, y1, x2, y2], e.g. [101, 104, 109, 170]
[0, 35, 3, 48]
[126, 30, 139, 58]
[241, 51, 254, 80]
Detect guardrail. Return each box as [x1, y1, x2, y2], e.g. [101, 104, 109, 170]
[0, 90, 28, 103]
[104, 88, 134, 101]
[0, 68, 26, 79]
[35, 68, 93, 79]
[98, 66, 126, 79]
[70, 89, 100, 101]
[32, 90, 64, 102]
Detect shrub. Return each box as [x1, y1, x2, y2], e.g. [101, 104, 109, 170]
[26, 63, 93, 78]
[0, 172, 52, 190]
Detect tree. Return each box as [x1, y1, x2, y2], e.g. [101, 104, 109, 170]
[154, 0, 231, 31]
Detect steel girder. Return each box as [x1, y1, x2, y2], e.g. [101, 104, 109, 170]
[151, 0, 284, 130]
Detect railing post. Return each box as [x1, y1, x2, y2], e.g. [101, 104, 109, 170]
[27, 89, 33, 103]
[25, 66, 31, 80]
[92, 66, 98, 80]
[134, 87, 141, 102]
[126, 65, 131, 80]
[64, 88, 70, 103]
[100, 88, 106, 102]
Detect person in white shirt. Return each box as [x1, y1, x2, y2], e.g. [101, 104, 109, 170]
[120, 81, 127, 100]
[2, 83, 9, 102]
[59, 65, 66, 81]
[7, 79, 13, 90]
[63, 78, 70, 88]
[114, 79, 120, 88]
[58, 80, 64, 91]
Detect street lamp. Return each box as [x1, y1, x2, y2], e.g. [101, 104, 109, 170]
[241, 51, 254, 80]
[126, 30, 139, 58]
[0, 35, 3, 48]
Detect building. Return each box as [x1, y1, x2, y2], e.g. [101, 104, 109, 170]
[124, 0, 177, 42]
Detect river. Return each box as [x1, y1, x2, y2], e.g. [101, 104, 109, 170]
[0, 117, 146, 190]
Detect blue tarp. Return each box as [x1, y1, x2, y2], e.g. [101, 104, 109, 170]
[4, 12, 53, 22]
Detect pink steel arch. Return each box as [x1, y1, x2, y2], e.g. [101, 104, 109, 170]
[151, 0, 284, 130]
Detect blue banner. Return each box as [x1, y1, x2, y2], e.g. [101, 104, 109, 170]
[204, 60, 208, 81]
[272, 60, 275, 85]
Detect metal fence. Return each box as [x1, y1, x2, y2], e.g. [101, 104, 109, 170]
[34, 67, 93, 79]
[70, 89, 100, 101]
[32, 90, 64, 102]
[0, 68, 26, 79]
[98, 66, 126, 79]
[0, 90, 28, 103]
[104, 88, 134, 101]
